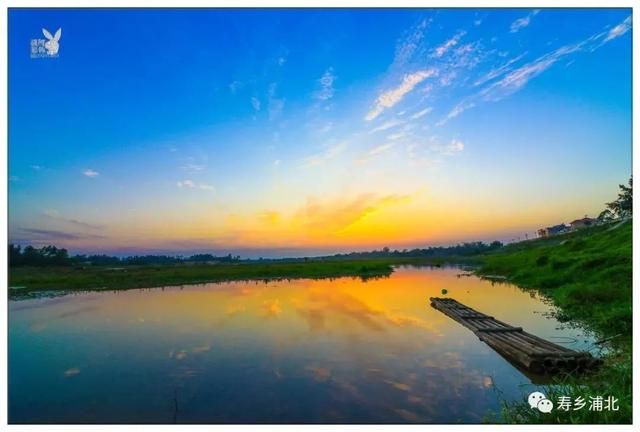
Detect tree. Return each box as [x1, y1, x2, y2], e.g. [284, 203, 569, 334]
[9, 244, 23, 266]
[599, 177, 632, 221]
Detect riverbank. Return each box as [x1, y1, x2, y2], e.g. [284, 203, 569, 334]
[8, 259, 397, 298]
[476, 220, 632, 424]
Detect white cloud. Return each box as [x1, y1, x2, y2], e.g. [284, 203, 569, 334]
[387, 131, 406, 141]
[410, 107, 433, 120]
[481, 42, 585, 102]
[31, 165, 42, 171]
[405, 137, 464, 164]
[432, 31, 466, 58]
[228, 80, 243, 93]
[439, 70, 457, 86]
[314, 68, 336, 101]
[251, 97, 261, 111]
[357, 142, 397, 163]
[319, 122, 333, 133]
[444, 139, 464, 155]
[473, 52, 527, 86]
[368, 143, 395, 156]
[393, 18, 430, 67]
[198, 183, 215, 191]
[437, 101, 476, 126]
[604, 16, 631, 42]
[181, 163, 205, 172]
[365, 69, 436, 121]
[177, 180, 195, 188]
[177, 180, 215, 191]
[304, 142, 347, 167]
[510, 10, 539, 33]
[83, 169, 99, 178]
[440, 16, 630, 124]
[370, 119, 403, 133]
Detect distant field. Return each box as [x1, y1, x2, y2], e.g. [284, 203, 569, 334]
[8, 259, 397, 297]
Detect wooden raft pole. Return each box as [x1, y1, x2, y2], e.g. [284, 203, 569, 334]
[429, 297, 601, 375]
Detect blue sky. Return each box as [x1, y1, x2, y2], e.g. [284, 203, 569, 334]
[8, 8, 632, 257]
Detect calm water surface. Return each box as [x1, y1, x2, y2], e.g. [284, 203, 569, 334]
[9, 266, 595, 423]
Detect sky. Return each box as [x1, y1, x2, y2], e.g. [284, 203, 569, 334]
[8, 8, 632, 257]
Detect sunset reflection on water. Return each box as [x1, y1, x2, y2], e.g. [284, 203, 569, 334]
[9, 266, 594, 423]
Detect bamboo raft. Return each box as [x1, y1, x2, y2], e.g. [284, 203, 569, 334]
[430, 297, 601, 375]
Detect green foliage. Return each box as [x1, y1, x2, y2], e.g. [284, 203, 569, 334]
[9, 244, 71, 267]
[478, 221, 631, 337]
[477, 220, 632, 424]
[9, 259, 394, 297]
[599, 177, 632, 221]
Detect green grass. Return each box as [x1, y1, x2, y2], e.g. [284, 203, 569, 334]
[476, 220, 632, 424]
[477, 220, 632, 339]
[8, 259, 395, 298]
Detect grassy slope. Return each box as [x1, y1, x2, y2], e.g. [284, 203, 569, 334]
[478, 220, 632, 338]
[8, 259, 394, 297]
[477, 220, 632, 424]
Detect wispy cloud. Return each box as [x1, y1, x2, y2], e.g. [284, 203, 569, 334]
[177, 180, 215, 191]
[473, 52, 527, 87]
[31, 165, 42, 171]
[437, 101, 475, 126]
[314, 68, 336, 101]
[228, 80, 243, 93]
[43, 209, 105, 230]
[393, 18, 430, 68]
[439, 15, 631, 125]
[510, 10, 539, 33]
[410, 107, 433, 120]
[304, 142, 347, 167]
[387, 131, 406, 141]
[434, 139, 465, 155]
[365, 69, 436, 121]
[356, 143, 396, 163]
[432, 31, 466, 58]
[439, 70, 457, 86]
[17, 228, 106, 242]
[604, 16, 631, 42]
[368, 142, 395, 157]
[251, 96, 261, 111]
[83, 169, 99, 178]
[406, 138, 465, 163]
[181, 163, 205, 172]
[297, 193, 410, 233]
[370, 119, 403, 133]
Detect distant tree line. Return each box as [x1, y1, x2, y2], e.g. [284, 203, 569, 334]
[323, 241, 504, 260]
[8, 245, 242, 267]
[9, 241, 503, 268]
[9, 244, 71, 267]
